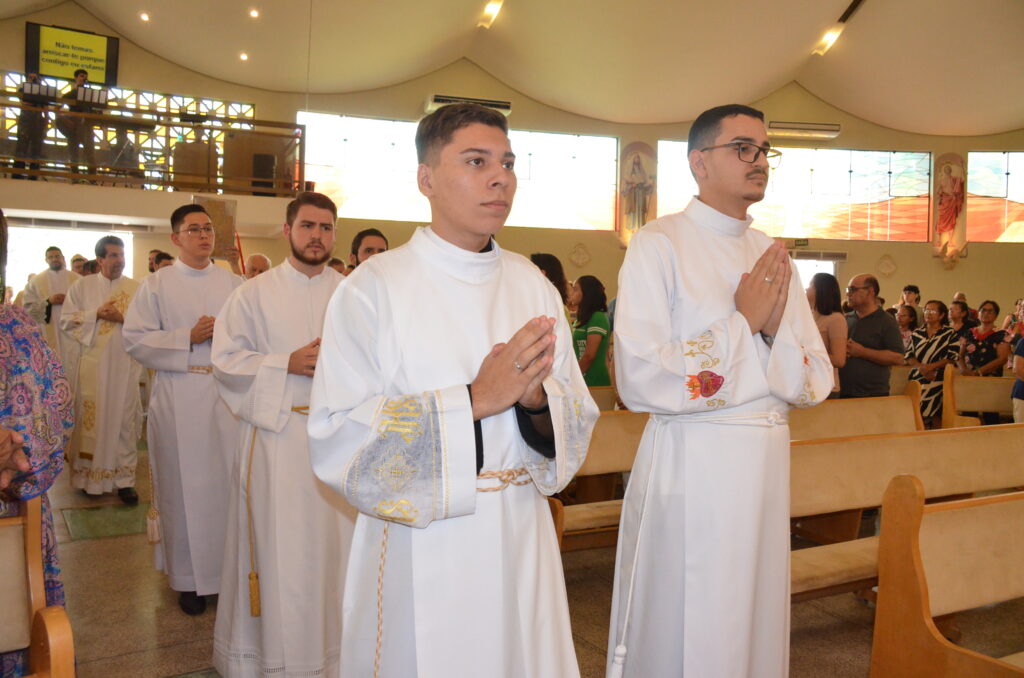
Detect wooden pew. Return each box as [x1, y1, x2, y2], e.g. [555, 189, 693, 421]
[0, 497, 75, 677]
[889, 364, 913, 396]
[940, 363, 1016, 428]
[790, 423, 1024, 603]
[789, 382, 923, 544]
[587, 386, 619, 412]
[869, 475, 1024, 677]
[549, 410, 647, 551]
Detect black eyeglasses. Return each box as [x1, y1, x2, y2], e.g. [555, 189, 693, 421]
[700, 142, 782, 169]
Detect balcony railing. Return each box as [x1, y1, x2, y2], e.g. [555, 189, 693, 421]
[0, 100, 304, 197]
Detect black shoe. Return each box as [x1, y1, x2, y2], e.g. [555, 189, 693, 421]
[178, 591, 206, 616]
[118, 487, 139, 506]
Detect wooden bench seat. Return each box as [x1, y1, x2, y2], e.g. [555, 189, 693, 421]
[870, 475, 1024, 677]
[791, 423, 1024, 604]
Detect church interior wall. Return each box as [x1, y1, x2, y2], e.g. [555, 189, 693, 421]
[1, 2, 1022, 307]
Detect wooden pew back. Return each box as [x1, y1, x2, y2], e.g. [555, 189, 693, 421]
[889, 365, 912, 396]
[576, 410, 647, 476]
[870, 475, 1024, 677]
[789, 382, 923, 442]
[941, 364, 1016, 428]
[587, 386, 619, 412]
[791, 423, 1024, 518]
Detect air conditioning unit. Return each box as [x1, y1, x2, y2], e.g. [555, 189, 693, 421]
[424, 94, 512, 117]
[768, 121, 841, 140]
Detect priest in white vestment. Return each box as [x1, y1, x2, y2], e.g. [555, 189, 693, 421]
[308, 104, 599, 678]
[23, 246, 80, 391]
[607, 105, 833, 678]
[60, 236, 143, 501]
[124, 204, 242, 616]
[211, 192, 356, 677]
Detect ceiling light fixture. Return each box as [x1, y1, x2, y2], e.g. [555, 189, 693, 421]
[140, 12, 150, 21]
[249, 9, 259, 18]
[240, 52, 249, 61]
[811, 0, 865, 56]
[478, 0, 504, 29]
[812, 24, 844, 55]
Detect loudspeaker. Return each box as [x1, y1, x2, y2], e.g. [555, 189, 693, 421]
[252, 153, 276, 196]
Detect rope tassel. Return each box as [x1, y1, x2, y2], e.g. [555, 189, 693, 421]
[248, 570, 261, 617]
[608, 644, 627, 678]
[146, 506, 160, 544]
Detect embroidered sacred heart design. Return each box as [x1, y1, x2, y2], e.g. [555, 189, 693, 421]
[686, 370, 725, 400]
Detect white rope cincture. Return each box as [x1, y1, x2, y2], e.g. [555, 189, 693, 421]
[610, 409, 786, 677]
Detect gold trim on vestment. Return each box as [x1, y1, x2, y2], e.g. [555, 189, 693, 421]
[291, 406, 309, 415]
[477, 466, 531, 492]
[188, 365, 213, 375]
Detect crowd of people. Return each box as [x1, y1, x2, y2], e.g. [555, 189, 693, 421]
[0, 101, 1022, 678]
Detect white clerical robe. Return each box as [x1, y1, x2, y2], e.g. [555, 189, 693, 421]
[607, 198, 833, 678]
[123, 259, 242, 595]
[23, 268, 81, 392]
[211, 260, 357, 678]
[59, 273, 143, 493]
[308, 227, 599, 678]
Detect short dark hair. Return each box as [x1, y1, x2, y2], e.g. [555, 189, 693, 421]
[351, 228, 388, 257]
[170, 204, 209, 232]
[863, 275, 880, 296]
[950, 300, 969, 317]
[687, 104, 765, 152]
[898, 304, 919, 331]
[327, 257, 344, 267]
[74, 69, 87, 78]
[154, 251, 174, 266]
[45, 246, 62, 255]
[809, 272, 842, 316]
[95, 235, 124, 258]
[924, 300, 949, 326]
[84, 259, 99, 274]
[149, 249, 162, 255]
[415, 103, 509, 164]
[979, 299, 1000, 315]
[902, 284, 920, 295]
[530, 253, 569, 305]
[575, 275, 608, 327]
[286, 191, 337, 224]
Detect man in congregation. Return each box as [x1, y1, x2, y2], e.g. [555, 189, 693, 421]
[60, 236, 143, 504]
[154, 251, 175, 270]
[243, 252, 271, 279]
[70, 254, 88, 276]
[211, 191, 356, 677]
[608, 104, 833, 678]
[124, 204, 242, 616]
[147, 249, 163, 274]
[307, 103, 599, 677]
[23, 246, 80, 387]
[840, 273, 904, 398]
[348, 227, 388, 268]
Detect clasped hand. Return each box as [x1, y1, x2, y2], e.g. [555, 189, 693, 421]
[470, 316, 556, 420]
[0, 428, 29, 491]
[190, 315, 216, 345]
[96, 301, 124, 324]
[735, 242, 791, 337]
[288, 338, 320, 377]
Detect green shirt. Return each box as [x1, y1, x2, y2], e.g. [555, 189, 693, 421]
[573, 310, 611, 387]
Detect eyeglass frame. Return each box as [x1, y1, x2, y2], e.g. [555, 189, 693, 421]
[846, 285, 871, 293]
[700, 141, 782, 168]
[181, 225, 215, 237]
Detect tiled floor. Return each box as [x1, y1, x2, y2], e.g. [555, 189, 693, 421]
[49, 453, 1023, 677]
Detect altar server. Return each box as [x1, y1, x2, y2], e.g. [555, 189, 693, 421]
[308, 103, 599, 678]
[607, 104, 833, 678]
[211, 192, 356, 677]
[123, 204, 242, 615]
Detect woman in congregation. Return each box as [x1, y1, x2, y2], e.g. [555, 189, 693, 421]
[958, 300, 1010, 424]
[570, 275, 612, 387]
[1000, 298, 1022, 334]
[949, 299, 977, 340]
[896, 303, 918, 351]
[806, 272, 847, 399]
[530, 252, 572, 324]
[905, 300, 960, 428]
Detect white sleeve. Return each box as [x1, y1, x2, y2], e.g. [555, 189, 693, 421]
[307, 271, 477, 529]
[59, 278, 99, 348]
[122, 278, 192, 372]
[211, 285, 292, 432]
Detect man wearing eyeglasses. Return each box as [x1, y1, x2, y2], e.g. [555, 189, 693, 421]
[609, 104, 833, 678]
[124, 204, 242, 616]
[839, 274, 904, 398]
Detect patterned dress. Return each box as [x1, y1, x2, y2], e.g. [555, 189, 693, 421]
[905, 325, 960, 419]
[1, 305, 73, 677]
[963, 327, 1008, 376]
